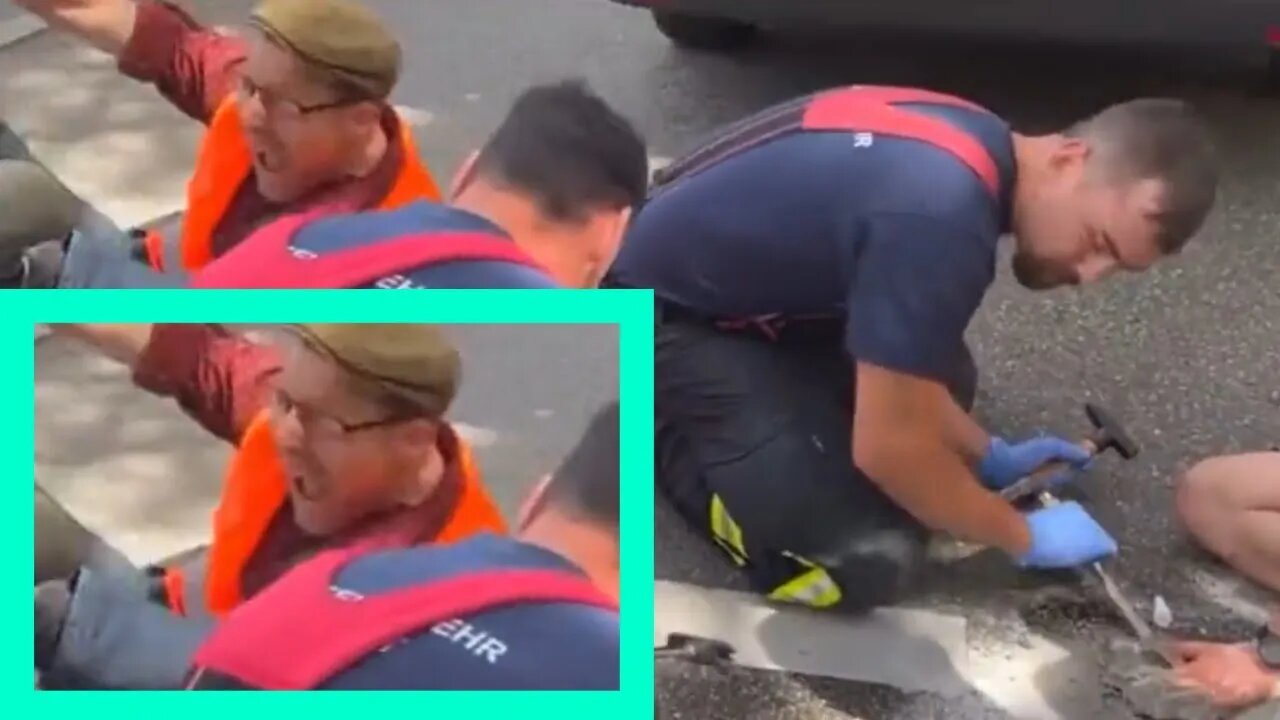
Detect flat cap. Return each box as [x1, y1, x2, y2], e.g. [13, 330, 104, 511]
[285, 324, 461, 417]
[250, 0, 401, 100]
[0, 160, 80, 267]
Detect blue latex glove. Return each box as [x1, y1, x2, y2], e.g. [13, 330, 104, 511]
[1016, 502, 1118, 569]
[977, 435, 1093, 491]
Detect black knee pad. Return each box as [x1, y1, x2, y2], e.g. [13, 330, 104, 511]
[817, 525, 929, 614]
[653, 418, 713, 532]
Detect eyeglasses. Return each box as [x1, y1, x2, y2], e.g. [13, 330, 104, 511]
[268, 387, 413, 442]
[234, 75, 357, 123]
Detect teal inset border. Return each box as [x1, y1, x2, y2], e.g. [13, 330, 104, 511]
[13, 288, 655, 715]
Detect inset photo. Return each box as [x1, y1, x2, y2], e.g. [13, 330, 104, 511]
[30, 314, 648, 700]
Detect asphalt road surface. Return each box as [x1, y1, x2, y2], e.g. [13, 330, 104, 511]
[12, 0, 1280, 717]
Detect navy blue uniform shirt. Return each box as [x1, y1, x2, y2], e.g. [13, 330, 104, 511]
[322, 535, 618, 690]
[608, 95, 1017, 384]
[287, 201, 560, 289]
[190, 534, 618, 691]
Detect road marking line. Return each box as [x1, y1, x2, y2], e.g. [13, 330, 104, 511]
[0, 13, 43, 50]
[655, 580, 972, 695]
[453, 422, 499, 448]
[962, 634, 1089, 720]
[393, 105, 434, 128]
[655, 580, 1101, 717]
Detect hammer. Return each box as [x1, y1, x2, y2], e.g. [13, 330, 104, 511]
[999, 403, 1140, 504]
[999, 405, 1175, 664]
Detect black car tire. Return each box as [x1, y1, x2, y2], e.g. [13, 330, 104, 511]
[651, 10, 758, 51]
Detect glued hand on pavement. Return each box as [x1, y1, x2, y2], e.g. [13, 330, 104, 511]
[1171, 641, 1279, 711]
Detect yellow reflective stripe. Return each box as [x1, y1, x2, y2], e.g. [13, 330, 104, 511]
[767, 555, 843, 608]
[709, 494, 748, 566]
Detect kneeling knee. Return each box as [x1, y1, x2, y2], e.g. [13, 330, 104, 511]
[820, 529, 927, 614]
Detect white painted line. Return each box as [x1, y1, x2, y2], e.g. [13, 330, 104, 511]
[654, 580, 972, 695]
[453, 422, 499, 448]
[962, 634, 1088, 720]
[393, 105, 435, 128]
[655, 580, 1107, 718]
[0, 13, 44, 50]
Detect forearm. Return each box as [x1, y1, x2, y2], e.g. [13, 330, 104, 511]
[14, 0, 138, 58]
[53, 323, 154, 368]
[52, 323, 277, 444]
[114, 0, 247, 123]
[16, 0, 247, 125]
[943, 398, 990, 465]
[130, 324, 280, 444]
[861, 441, 1031, 554]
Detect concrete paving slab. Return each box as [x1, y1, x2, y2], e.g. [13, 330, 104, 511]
[0, 37, 202, 228]
[0, 8, 42, 49]
[0, 1, 252, 228]
[35, 333, 227, 565]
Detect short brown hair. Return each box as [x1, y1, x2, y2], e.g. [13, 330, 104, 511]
[1065, 98, 1220, 254]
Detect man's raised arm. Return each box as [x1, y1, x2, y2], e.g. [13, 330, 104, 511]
[51, 323, 278, 444]
[12, 0, 246, 123]
[14, 0, 137, 57]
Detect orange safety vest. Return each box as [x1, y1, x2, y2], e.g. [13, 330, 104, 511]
[162, 411, 507, 618]
[142, 96, 441, 272]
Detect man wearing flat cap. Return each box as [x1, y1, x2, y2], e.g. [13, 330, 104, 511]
[8, 0, 441, 283]
[35, 322, 506, 689]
